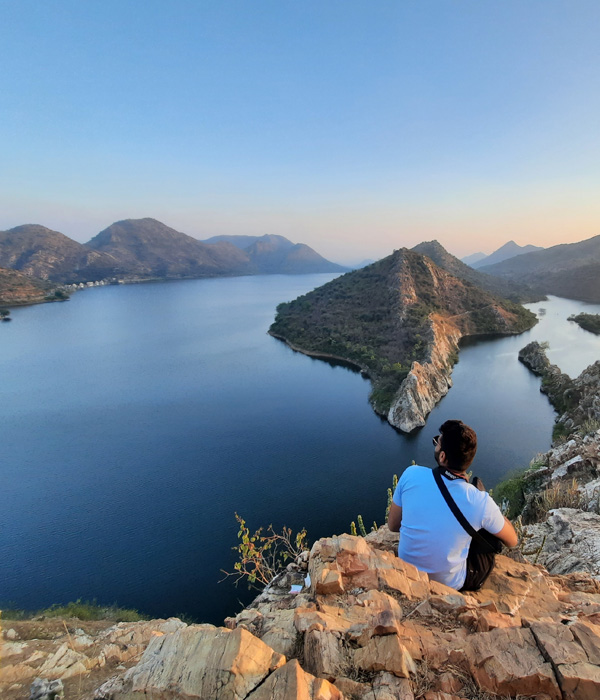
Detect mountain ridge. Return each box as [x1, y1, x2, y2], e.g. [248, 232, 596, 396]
[480, 234, 600, 302]
[0, 219, 346, 289]
[411, 240, 543, 302]
[472, 240, 544, 269]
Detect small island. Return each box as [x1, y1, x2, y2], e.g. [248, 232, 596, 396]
[568, 312, 600, 335]
[270, 246, 537, 432]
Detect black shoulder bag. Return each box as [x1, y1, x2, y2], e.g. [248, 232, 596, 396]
[433, 467, 503, 592]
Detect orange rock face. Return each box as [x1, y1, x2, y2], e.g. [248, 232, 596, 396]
[6, 531, 600, 700]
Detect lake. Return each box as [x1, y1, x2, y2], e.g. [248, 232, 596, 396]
[1, 276, 599, 624]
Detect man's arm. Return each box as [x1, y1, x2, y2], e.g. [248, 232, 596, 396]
[387, 502, 402, 533]
[494, 516, 518, 548]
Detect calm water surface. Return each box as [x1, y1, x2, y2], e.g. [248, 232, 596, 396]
[1, 278, 599, 623]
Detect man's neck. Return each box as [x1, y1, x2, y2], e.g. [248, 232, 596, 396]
[439, 466, 469, 482]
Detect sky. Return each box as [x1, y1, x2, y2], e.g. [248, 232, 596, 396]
[1, 1, 599, 265]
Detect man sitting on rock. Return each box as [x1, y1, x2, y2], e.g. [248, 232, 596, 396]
[387, 419, 518, 590]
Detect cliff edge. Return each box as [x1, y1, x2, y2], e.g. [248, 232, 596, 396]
[6, 446, 600, 700]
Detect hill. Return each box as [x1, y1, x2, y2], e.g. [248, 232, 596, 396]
[0, 266, 66, 306]
[411, 240, 543, 302]
[472, 240, 544, 269]
[202, 233, 290, 250]
[270, 247, 536, 431]
[203, 233, 347, 274]
[0, 224, 119, 283]
[86, 218, 252, 278]
[461, 251, 486, 265]
[480, 234, 600, 302]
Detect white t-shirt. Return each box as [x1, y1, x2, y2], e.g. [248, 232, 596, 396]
[392, 465, 505, 590]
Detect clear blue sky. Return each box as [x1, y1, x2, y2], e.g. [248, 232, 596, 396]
[2, 1, 599, 263]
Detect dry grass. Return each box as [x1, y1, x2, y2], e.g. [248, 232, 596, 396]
[528, 478, 585, 523]
[412, 661, 535, 700]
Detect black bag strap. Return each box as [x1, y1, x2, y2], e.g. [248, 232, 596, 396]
[432, 467, 488, 546]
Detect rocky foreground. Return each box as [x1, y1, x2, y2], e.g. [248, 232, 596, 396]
[4, 522, 600, 700]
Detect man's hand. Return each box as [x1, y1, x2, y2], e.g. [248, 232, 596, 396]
[387, 503, 402, 533]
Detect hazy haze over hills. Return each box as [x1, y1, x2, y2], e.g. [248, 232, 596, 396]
[461, 252, 487, 266]
[471, 241, 544, 269]
[480, 234, 600, 302]
[202, 233, 346, 274]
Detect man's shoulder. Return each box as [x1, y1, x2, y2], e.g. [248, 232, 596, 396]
[400, 464, 431, 482]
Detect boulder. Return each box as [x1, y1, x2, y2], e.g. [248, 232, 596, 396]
[524, 509, 600, 577]
[353, 636, 416, 678]
[303, 630, 348, 681]
[464, 627, 561, 698]
[246, 659, 343, 700]
[107, 625, 285, 700]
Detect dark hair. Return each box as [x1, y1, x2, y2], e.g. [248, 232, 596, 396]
[439, 420, 477, 471]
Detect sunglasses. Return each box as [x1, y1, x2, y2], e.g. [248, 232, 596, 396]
[432, 435, 440, 447]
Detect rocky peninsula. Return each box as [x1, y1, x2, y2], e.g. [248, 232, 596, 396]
[270, 246, 536, 432]
[0, 267, 69, 307]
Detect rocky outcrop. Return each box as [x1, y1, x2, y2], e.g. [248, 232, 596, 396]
[506, 429, 600, 583]
[519, 341, 600, 433]
[525, 508, 600, 577]
[388, 316, 461, 432]
[86, 533, 600, 700]
[0, 618, 185, 700]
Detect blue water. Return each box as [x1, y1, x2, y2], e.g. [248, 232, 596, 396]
[1, 278, 598, 624]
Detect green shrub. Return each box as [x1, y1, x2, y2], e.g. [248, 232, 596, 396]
[494, 472, 528, 520]
[568, 313, 600, 335]
[1, 600, 145, 622]
[552, 422, 571, 443]
[43, 600, 145, 622]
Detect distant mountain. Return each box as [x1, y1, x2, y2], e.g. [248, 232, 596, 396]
[86, 218, 251, 278]
[270, 247, 536, 431]
[202, 233, 346, 274]
[461, 252, 487, 266]
[480, 234, 600, 302]
[0, 224, 119, 283]
[411, 241, 542, 302]
[0, 220, 348, 285]
[350, 259, 376, 269]
[202, 234, 290, 251]
[472, 241, 544, 269]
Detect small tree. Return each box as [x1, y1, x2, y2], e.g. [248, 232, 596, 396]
[222, 514, 309, 589]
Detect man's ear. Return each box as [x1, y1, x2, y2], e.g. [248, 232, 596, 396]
[438, 450, 447, 467]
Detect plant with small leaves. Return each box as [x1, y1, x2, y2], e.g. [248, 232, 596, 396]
[221, 513, 309, 590]
[385, 474, 399, 520]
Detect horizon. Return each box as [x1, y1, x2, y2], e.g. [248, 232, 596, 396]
[3, 217, 598, 268]
[2, 2, 599, 265]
